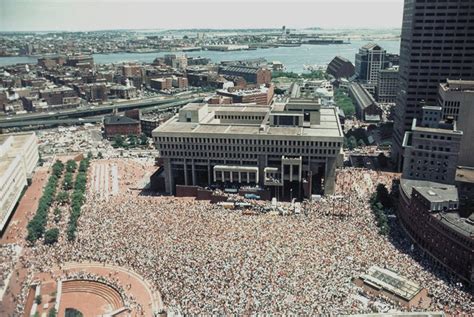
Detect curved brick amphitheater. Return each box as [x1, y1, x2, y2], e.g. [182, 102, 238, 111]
[27, 262, 164, 316]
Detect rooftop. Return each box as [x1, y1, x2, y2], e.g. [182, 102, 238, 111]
[104, 115, 139, 125]
[153, 102, 343, 139]
[455, 167, 474, 184]
[400, 179, 458, 201]
[358, 266, 424, 301]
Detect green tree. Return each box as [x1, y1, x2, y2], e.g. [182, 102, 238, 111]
[48, 308, 57, 317]
[97, 151, 103, 159]
[376, 183, 392, 209]
[347, 136, 357, 150]
[114, 135, 125, 147]
[139, 134, 148, 145]
[56, 191, 69, 205]
[63, 172, 74, 191]
[35, 295, 42, 304]
[44, 228, 59, 245]
[357, 139, 366, 147]
[66, 160, 77, 173]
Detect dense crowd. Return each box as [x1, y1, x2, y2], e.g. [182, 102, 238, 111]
[13, 167, 473, 315]
[0, 244, 21, 289]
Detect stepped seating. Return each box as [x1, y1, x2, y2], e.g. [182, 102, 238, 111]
[62, 280, 124, 310]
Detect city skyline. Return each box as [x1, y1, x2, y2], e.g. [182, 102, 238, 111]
[1, 0, 404, 32]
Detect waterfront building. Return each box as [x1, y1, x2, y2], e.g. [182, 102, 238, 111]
[377, 67, 399, 103]
[152, 99, 344, 198]
[392, 0, 474, 169]
[218, 65, 271, 85]
[327, 56, 355, 79]
[438, 80, 474, 167]
[0, 132, 39, 233]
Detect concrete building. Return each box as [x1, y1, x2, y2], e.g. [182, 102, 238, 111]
[122, 63, 142, 78]
[172, 77, 188, 90]
[218, 65, 271, 85]
[355, 43, 388, 85]
[152, 99, 344, 198]
[392, 1, 474, 169]
[216, 84, 274, 105]
[377, 67, 399, 103]
[326, 56, 355, 79]
[0, 132, 39, 233]
[402, 106, 463, 184]
[439, 80, 474, 167]
[349, 82, 382, 122]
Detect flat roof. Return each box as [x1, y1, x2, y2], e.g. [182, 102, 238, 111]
[154, 107, 343, 139]
[400, 179, 458, 201]
[455, 167, 474, 184]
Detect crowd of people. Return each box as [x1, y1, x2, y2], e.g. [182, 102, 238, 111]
[11, 165, 473, 315]
[0, 244, 21, 290]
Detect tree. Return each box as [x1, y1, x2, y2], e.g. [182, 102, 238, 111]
[97, 151, 103, 159]
[139, 134, 148, 145]
[35, 295, 42, 304]
[87, 151, 93, 160]
[357, 139, 366, 147]
[66, 160, 77, 173]
[378, 153, 388, 168]
[63, 172, 74, 191]
[376, 183, 392, 208]
[54, 207, 61, 223]
[347, 136, 357, 150]
[44, 228, 59, 245]
[114, 135, 125, 147]
[56, 191, 69, 205]
[48, 308, 57, 317]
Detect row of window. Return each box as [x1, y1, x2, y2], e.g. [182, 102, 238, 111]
[159, 146, 339, 157]
[417, 133, 452, 140]
[155, 136, 341, 148]
[215, 115, 265, 121]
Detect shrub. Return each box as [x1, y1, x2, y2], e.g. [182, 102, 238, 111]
[63, 172, 74, 191]
[48, 308, 57, 317]
[66, 160, 77, 173]
[56, 191, 69, 205]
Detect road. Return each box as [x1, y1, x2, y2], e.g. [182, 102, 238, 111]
[0, 96, 203, 129]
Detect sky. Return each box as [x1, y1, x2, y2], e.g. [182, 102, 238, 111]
[0, 0, 404, 32]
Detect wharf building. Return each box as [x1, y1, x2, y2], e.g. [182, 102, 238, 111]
[218, 65, 272, 85]
[326, 56, 355, 79]
[152, 99, 344, 199]
[0, 132, 39, 233]
[438, 80, 474, 167]
[392, 0, 474, 170]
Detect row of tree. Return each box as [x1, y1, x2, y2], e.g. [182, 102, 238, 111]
[369, 184, 393, 236]
[26, 160, 64, 243]
[66, 158, 90, 241]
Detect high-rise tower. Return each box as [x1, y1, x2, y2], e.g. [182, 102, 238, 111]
[392, 0, 474, 169]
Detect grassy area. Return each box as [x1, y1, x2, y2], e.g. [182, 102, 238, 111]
[334, 89, 355, 118]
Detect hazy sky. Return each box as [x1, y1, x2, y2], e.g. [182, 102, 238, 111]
[1, 0, 404, 32]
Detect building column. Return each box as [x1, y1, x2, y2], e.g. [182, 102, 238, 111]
[230, 171, 233, 183]
[247, 172, 250, 183]
[290, 164, 293, 182]
[238, 171, 242, 183]
[191, 160, 196, 186]
[324, 157, 336, 195]
[164, 159, 173, 194]
[221, 171, 225, 182]
[208, 160, 212, 185]
[213, 167, 217, 183]
[183, 161, 188, 185]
